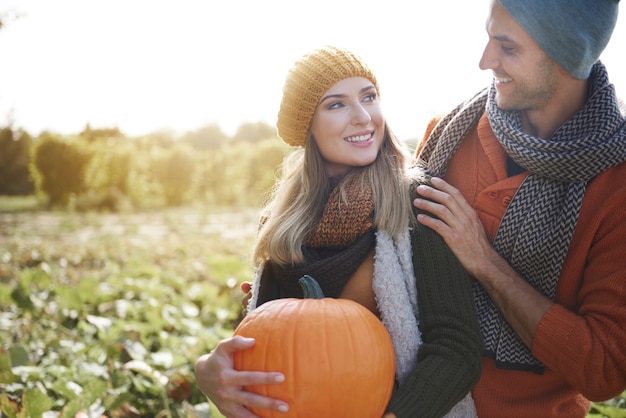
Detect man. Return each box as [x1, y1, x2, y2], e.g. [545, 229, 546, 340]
[413, 0, 626, 416]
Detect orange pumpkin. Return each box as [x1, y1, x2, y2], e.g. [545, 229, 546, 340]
[233, 275, 396, 418]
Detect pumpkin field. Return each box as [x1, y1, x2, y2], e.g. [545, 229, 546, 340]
[0, 198, 260, 417]
[1, 197, 625, 417]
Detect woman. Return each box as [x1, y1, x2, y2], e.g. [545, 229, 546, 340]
[195, 45, 482, 418]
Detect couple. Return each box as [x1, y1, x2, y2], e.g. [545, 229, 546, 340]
[196, 0, 626, 417]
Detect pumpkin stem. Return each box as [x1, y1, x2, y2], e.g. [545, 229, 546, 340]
[299, 275, 325, 299]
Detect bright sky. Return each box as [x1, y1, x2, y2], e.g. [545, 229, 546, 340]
[0, 0, 624, 141]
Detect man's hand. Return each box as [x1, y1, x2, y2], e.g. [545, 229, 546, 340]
[413, 176, 552, 347]
[413, 176, 493, 278]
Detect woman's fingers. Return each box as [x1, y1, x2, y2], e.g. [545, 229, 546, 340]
[195, 336, 289, 417]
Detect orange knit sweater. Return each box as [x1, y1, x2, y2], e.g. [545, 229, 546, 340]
[418, 114, 626, 418]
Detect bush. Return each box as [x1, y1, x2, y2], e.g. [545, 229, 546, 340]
[150, 144, 198, 206]
[29, 133, 91, 208]
[81, 141, 136, 211]
[195, 138, 290, 207]
[0, 128, 34, 195]
[21, 122, 291, 211]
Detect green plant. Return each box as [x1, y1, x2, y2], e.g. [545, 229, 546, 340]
[0, 206, 257, 417]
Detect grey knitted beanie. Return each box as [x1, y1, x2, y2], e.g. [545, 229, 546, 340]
[499, 0, 620, 79]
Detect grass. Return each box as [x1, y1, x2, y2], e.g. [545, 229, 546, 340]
[0, 195, 42, 213]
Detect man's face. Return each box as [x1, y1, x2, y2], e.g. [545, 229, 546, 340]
[478, 0, 562, 112]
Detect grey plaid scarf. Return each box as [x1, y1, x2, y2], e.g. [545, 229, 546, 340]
[417, 61, 626, 373]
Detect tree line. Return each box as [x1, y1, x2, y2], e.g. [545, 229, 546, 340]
[0, 121, 291, 211]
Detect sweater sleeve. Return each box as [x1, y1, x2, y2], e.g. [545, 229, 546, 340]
[531, 167, 626, 401]
[385, 180, 484, 418]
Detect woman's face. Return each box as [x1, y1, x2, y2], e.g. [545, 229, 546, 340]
[310, 77, 385, 178]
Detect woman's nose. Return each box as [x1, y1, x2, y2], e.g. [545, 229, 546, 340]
[351, 104, 371, 125]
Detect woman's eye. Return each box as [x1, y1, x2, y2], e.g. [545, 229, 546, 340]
[328, 101, 344, 109]
[501, 45, 514, 53]
[363, 93, 377, 102]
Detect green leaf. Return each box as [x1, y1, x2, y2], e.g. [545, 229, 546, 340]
[0, 393, 20, 418]
[55, 285, 83, 311]
[82, 378, 107, 402]
[8, 345, 29, 367]
[102, 389, 133, 412]
[49, 379, 81, 402]
[0, 283, 13, 305]
[22, 387, 51, 418]
[77, 277, 101, 305]
[59, 397, 83, 418]
[0, 349, 18, 384]
[10, 285, 34, 310]
[588, 404, 626, 418]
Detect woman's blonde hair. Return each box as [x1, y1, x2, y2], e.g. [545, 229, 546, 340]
[253, 123, 414, 265]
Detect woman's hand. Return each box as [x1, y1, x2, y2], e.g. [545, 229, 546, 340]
[194, 336, 289, 417]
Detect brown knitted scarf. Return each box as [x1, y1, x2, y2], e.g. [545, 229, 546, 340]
[306, 173, 375, 248]
[256, 173, 376, 304]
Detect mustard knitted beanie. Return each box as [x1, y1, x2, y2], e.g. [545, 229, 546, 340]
[276, 45, 379, 147]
